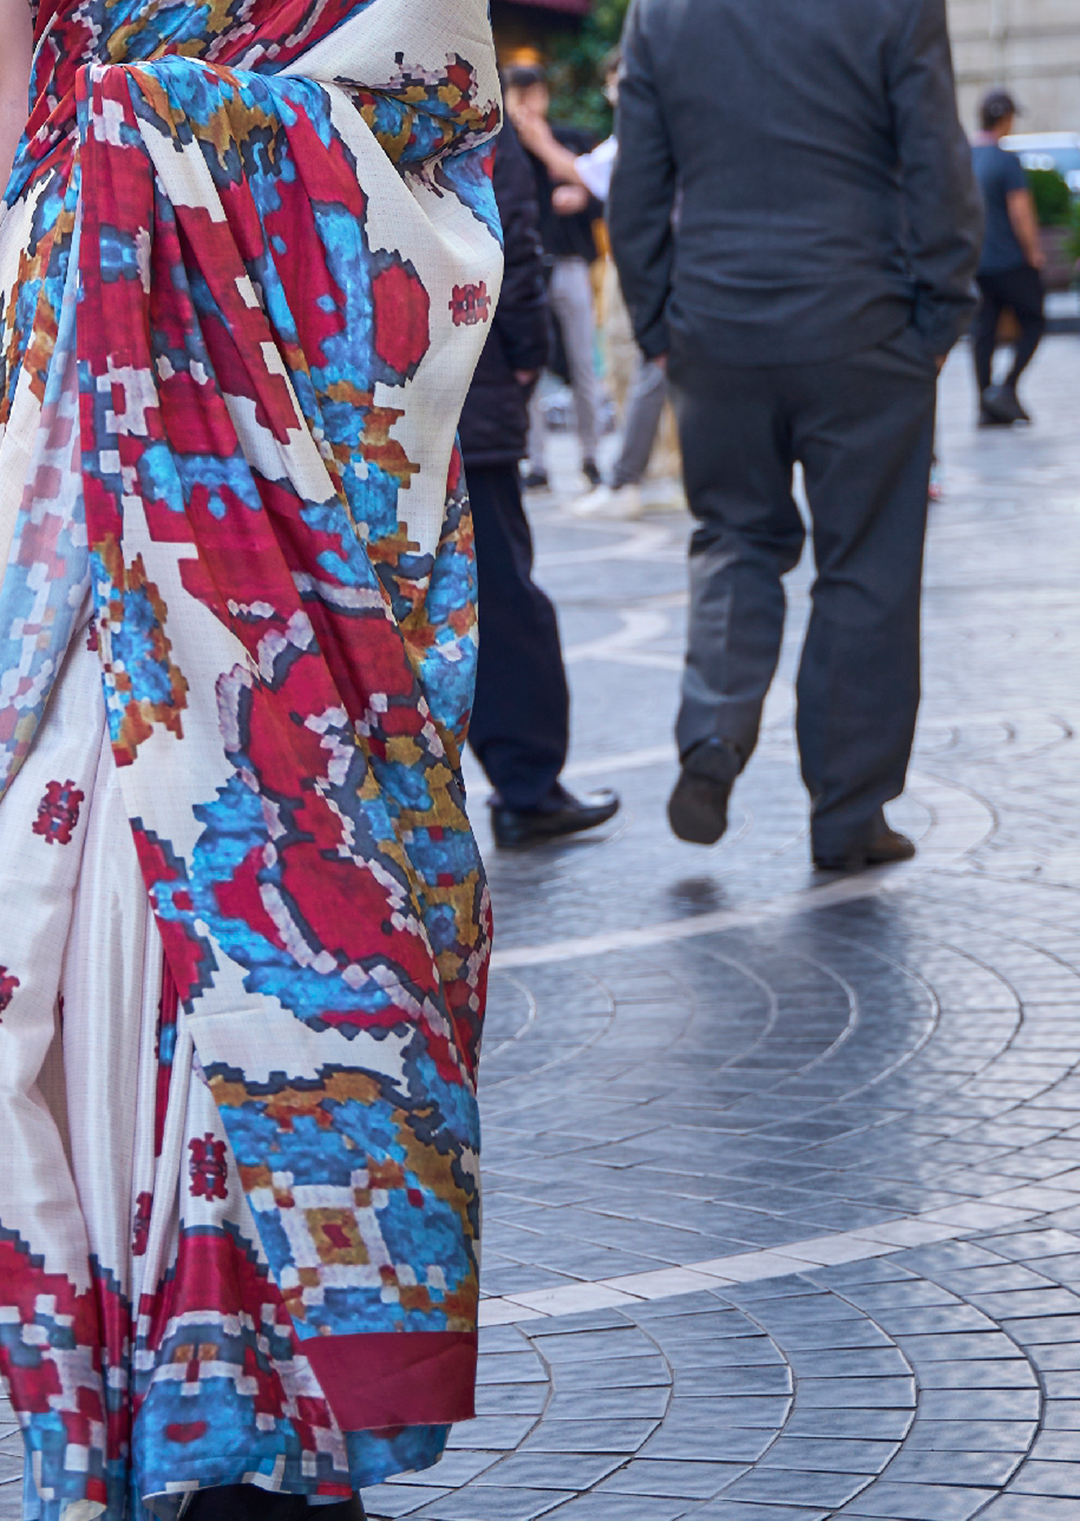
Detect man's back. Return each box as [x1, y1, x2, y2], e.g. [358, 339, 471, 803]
[971, 141, 1029, 274]
[610, 0, 981, 365]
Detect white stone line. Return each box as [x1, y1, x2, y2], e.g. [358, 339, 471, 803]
[478, 1201, 1054, 1327]
[489, 769, 994, 972]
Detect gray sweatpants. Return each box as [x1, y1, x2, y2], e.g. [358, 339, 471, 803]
[528, 256, 601, 473]
[668, 323, 938, 855]
[612, 354, 668, 488]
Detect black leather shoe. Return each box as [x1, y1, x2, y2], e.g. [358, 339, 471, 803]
[1004, 384, 1031, 423]
[521, 468, 549, 491]
[978, 407, 1011, 428]
[668, 739, 741, 845]
[981, 384, 1022, 425]
[491, 785, 620, 849]
[813, 825, 916, 873]
[582, 458, 602, 487]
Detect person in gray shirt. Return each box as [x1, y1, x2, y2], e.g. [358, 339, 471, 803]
[609, 0, 983, 871]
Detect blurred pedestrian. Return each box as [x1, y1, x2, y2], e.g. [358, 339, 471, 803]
[971, 90, 1046, 426]
[512, 50, 677, 521]
[463, 121, 620, 847]
[610, 0, 982, 870]
[505, 65, 604, 493]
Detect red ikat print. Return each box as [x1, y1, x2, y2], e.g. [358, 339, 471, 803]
[32, 779, 85, 844]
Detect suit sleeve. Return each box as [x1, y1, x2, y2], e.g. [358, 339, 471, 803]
[492, 120, 550, 375]
[607, 0, 677, 359]
[888, 0, 984, 354]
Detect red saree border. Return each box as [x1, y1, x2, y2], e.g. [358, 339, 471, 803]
[303, 1330, 479, 1431]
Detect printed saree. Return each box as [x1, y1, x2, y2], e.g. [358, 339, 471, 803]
[0, 1, 501, 1516]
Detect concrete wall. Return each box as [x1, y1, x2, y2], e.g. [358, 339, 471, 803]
[949, 0, 1080, 133]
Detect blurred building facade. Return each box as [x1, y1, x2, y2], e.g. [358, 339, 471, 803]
[949, 0, 1080, 131]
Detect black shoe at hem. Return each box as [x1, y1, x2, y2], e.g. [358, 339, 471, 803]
[521, 468, 550, 491]
[812, 826, 916, 873]
[981, 384, 1026, 426]
[491, 786, 620, 848]
[668, 739, 741, 845]
[582, 458, 602, 487]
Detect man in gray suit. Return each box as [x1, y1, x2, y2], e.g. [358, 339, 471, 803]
[609, 0, 983, 870]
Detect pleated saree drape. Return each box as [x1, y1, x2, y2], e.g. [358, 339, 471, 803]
[0, 1, 501, 1515]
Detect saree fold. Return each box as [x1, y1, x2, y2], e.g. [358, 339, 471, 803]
[0, 1, 501, 1516]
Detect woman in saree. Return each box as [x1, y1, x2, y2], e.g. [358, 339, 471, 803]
[0, 0, 500, 1516]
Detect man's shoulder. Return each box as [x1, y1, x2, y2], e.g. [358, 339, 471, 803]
[973, 141, 1023, 182]
[630, 0, 928, 48]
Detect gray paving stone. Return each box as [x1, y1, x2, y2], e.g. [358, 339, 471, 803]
[539, 1497, 692, 1521]
[691, 1506, 830, 1521]
[1010, 1460, 1080, 1497]
[520, 1421, 662, 1455]
[595, 1459, 749, 1499]
[542, 1390, 670, 1422]
[756, 1437, 898, 1474]
[880, 1449, 1024, 1486]
[789, 1376, 917, 1409]
[717, 1467, 872, 1508]
[413, 1486, 570, 1521]
[912, 1359, 1041, 1389]
[385, 348, 1080, 1521]
[391, 1454, 503, 1488]
[833, 1481, 998, 1519]
[976, 1498, 1080, 1520]
[475, 1453, 625, 1491]
[901, 1420, 1037, 1451]
[366, 1487, 455, 1520]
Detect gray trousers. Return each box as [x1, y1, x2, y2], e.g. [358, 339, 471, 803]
[528, 256, 601, 472]
[612, 354, 667, 488]
[668, 324, 938, 854]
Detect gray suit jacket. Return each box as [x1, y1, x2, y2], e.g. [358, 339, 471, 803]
[608, 0, 983, 366]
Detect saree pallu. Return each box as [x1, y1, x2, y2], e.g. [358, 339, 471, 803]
[0, 2, 501, 1516]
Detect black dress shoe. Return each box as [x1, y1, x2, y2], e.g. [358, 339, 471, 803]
[521, 468, 549, 491]
[812, 825, 916, 873]
[667, 739, 741, 845]
[978, 407, 1011, 428]
[1004, 384, 1031, 423]
[981, 384, 1022, 425]
[491, 785, 620, 849]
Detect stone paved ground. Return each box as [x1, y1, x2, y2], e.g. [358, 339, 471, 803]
[365, 336, 1080, 1521]
[4, 342, 1080, 1520]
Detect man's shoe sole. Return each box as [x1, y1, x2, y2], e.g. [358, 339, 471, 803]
[668, 774, 732, 845]
[813, 837, 917, 872]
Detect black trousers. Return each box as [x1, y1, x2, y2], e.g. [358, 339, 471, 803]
[972, 264, 1045, 394]
[668, 324, 938, 855]
[467, 463, 570, 810]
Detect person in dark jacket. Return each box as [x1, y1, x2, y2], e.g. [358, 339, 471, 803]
[609, 0, 983, 871]
[463, 122, 619, 848]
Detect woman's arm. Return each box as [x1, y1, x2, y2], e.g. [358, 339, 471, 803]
[0, 0, 34, 198]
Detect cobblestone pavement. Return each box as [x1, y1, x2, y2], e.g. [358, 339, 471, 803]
[4, 344, 1080, 1520]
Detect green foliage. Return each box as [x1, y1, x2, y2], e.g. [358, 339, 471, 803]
[1065, 200, 1080, 268]
[546, 0, 630, 138]
[1027, 167, 1072, 227]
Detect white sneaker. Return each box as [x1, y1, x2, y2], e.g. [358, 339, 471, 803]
[570, 483, 646, 520]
